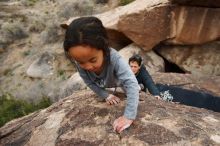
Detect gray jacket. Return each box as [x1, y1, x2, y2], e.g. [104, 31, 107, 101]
[76, 48, 139, 119]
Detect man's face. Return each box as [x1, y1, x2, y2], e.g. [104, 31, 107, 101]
[129, 61, 140, 74]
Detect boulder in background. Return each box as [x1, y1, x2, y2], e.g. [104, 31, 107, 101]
[156, 41, 220, 76]
[119, 43, 165, 73]
[26, 52, 55, 78]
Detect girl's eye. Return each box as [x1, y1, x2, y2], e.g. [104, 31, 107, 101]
[90, 58, 97, 63]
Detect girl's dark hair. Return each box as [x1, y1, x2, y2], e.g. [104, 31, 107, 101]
[129, 54, 142, 66]
[63, 16, 110, 62]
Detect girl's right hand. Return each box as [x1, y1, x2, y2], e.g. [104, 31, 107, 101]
[106, 94, 120, 105]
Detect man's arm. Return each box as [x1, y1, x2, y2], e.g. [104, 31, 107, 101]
[141, 67, 160, 96]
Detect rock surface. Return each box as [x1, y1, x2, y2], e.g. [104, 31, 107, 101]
[156, 41, 220, 76]
[118, 2, 220, 50]
[1, 73, 220, 146]
[152, 73, 220, 97]
[62, 0, 220, 50]
[168, 6, 220, 45]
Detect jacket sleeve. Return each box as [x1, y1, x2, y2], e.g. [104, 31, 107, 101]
[76, 65, 109, 99]
[141, 67, 160, 96]
[114, 57, 140, 120]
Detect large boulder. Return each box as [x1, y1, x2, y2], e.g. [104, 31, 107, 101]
[119, 43, 165, 73]
[61, 0, 169, 30]
[117, 2, 172, 51]
[1, 73, 220, 146]
[167, 6, 220, 45]
[152, 73, 220, 96]
[118, 4, 220, 50]
[156, 41, 220, 76]
[61, 0, 220, 51]
[26, 52, 55, 78]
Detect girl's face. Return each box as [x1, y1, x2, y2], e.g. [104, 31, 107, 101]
[129, 61, 140, 74]
[68, 45, 104, 74]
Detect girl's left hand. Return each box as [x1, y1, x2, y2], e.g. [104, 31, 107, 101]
[106, 94, 120, 105]
[113, 116, 133, 133]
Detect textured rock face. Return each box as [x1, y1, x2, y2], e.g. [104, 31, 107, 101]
[118, 4, 220, 50]
[1, 73, 220, 146]
[119, 44, 165, 73]
[117, 3, 172, 51]
[61, 0, 167, 29]
[156, 41, 220, 76]
[152, 73, 220, 97]
[168, 6, 220, 45]
[62, 0, 220, 51]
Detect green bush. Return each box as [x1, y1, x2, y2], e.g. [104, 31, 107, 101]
[22, 0, 39, 6]
[0, 93, 52, 127]
[34, 96, 51, 109]
[1, 22, 28, 43]
[120, 0, 134, 6]
[57, 69, 67, 80]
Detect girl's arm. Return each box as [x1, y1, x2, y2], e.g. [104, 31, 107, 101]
[115, 57, 140, 120]
[141, 67, 160, 96]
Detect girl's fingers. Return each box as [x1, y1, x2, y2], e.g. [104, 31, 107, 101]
[106, 100, 112, 105]
[110, 100, 114, 105]
[116, 122, 124, 133]
[107, 96, 120, 105]
[113, 116, 132, 133]
[114, 121, 123, 133]
[116, 121, 131, 133]
[112, 99, 118, 105]
[118, 123, 130, 133]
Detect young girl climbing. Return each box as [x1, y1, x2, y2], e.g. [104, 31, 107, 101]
[63, 16, 140, 133]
